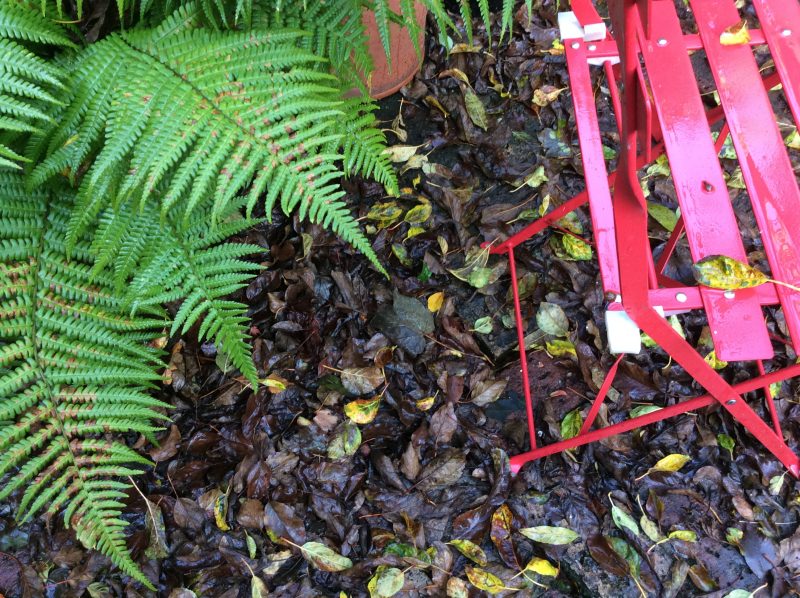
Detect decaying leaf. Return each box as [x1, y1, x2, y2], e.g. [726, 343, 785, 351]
[470, 379, 507, 407]
[532, 85, 567, 107]
[367, 201, 404, 229]
[299, 541, 353, 572]
[561, 234, 593, 260]
[520, 525, 579, 545]
[647, 201, 679, 232]
[327, 421, 362, 460]
[446, 577, 470, 598]
[490, 504, 519, 569]
[636, 453, 690, 480]
[719, 19, 750, 45]
[692, 255, 768, 290]
[344, 396, 381, 424]
[448, 539, 488, 566]
[383, 144, 424, 163]
[368, 566, 404, 598]
[341, 366, 385, 395]
[536, 302, 569, 337]
[465, 566, 505, 595]
[546, 339, 577, 358]
[463, 88, 488, 130]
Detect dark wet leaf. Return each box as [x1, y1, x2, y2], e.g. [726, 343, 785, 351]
[417, 449, 465, 491]
[490, 504, 519, 569]
[341, 367, 385, 395]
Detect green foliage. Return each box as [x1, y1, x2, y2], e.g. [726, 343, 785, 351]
[0, 174, 166, 589]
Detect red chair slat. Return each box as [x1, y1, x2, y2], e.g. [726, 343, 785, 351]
[691, 0, 800, 354]
[637, 0, 773, 361]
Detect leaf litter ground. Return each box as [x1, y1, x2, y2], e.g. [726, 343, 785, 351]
[2, 2, 800, 597]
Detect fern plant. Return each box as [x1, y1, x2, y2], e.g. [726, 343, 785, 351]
[0, 0, 528, 587]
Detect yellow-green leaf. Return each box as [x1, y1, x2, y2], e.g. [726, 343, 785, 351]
[368, 566, 404, 598]
[344, 396, 381, 424]
[300, 541, 353, 572]
[382, 144, 423, 163]
[704, 350, 728, 370]
[561, 234, 592, 260]
[327, 421, 361, 459]
[367, 202, 404, 229]
[609, 495, 640, 537]
[640, 514, 663, 542]
[786, 128, 800, 150]
[524, 556, 559, 577]
[404, 201, 432, 224]
[448, 539, 488, 566]
[647, 201, 679, 232]
[473, 316, 493, 334]
[406, 226, 425, 240]
[251, 574, 268, 598]
[717, 433, 735, 458]
[561, 409, 582, 440]
[546, 339, 576, 358]
[519, 525, 579, 545]
[465, 566, 504, 595]
[416, 396, 435, 411]
[214, 492, 230, 532]
[692, 255, 768, 290]
[668, 529, 697, 542]
[463, 88, 488, 130]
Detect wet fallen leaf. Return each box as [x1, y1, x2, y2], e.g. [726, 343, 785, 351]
[144, 498, 169, 559]
[609, 494, 640, 537]
[637, 453, 690, 480]
[463, 88, 488, 130]
[417, 448, 466, 491]
[344, 396, 381, 424]
[629, 405, 662, 418]
[416, 396, 435, 410]
[470, 379, 507, 407]
[561, 409, 582, 440]
[327, 421, 362, 459]
[404, 200, 431, 224]
[536, 302, 569, 337]
[490, 504, 519, 569]
[524, 556, 559, 577]
[513, 165, 548, 190]
[717, 433, 735, 458]
[786, 128, 800, 150]
[439, 68, 471, 85]
[532, 85, 567, 107]
[687, 563, 718, 592]
[427, 292, 444, 312]
[520, 525, 579, 545]
[561, 234, 593, 260]
[341, 366, 385, 395]
[465, 566, 505, 595]
[769, 473, 786, 495]
[668, 530, 697, 542]
[640, 514, 663, 543]
[368, 566, 404, 598]
[692, 255, 767, 290]
[446, 577, 469, 598]
[607, 536, 642, 581]
[448, 539, 488, 566]
[245, 531, 257, 559]
[300, 541, 353, 572]
[720, 19, 750, 45]
[251, 574, 268, 598]
[546, 339, 577, 358]
[647, 201, 679, 232]
[472, 316, 493, 334]
[704, 350, 728, 370]
[383, 144, 424, 163]
[367, 202, 404, 229]
[149, 424, 181, 462]
[214, 491, 230, 532]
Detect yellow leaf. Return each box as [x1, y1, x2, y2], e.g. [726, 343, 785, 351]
[423, 95, 449, 118]
[547, 39, 565, 56]
[525, 556, 559, 577]
[367, 202, 404, 229]
[404, 200, 432, 224]
[448, 539, 488, 566]
[427, 292, 445, 313]
[692, 255, 768, 290]
[344, 396, 381, 424]
[463, 88, 488, 130]
[416, 396, 435, 411]
[545, 339, 576, 358]
[439, 68, 471, 85]
[465, 566, 505, 595]
[720, 19, 750, 45]
[214, 492, 230, 531]
[406, 226, 425, 241]
[668, 529, 697, 542]
[704, 350, 728, 370]
[561, 234, 592, 260]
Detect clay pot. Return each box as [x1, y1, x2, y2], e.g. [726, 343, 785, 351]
[362, 1, 427, 99]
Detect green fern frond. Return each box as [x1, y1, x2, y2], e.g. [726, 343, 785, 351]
[126, 199, 263, 384]
[29, 2, 393, 275]
[0, 173, 165, 589]
[0, 2, 71, 170]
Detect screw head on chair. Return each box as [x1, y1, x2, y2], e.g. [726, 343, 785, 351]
[781, 29, 792, 37]
[657, 38, 668, 46]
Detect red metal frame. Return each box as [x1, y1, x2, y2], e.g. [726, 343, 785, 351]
[491, 0, 800, 476]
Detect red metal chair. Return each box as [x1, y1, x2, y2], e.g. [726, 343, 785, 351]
[489, 0, 800, 476]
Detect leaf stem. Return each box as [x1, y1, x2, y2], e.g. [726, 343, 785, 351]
[768, 278, 800, 293]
